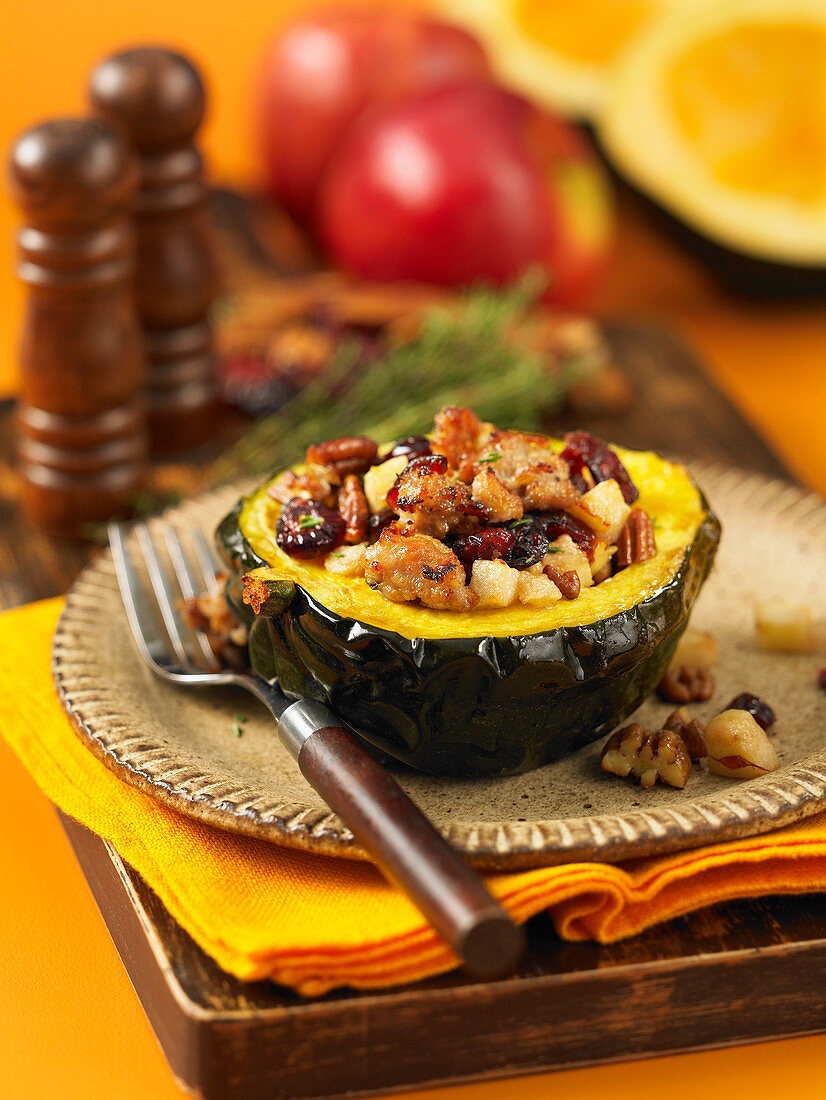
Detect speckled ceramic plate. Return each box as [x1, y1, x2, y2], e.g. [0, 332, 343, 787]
[52, 466, 826, 870]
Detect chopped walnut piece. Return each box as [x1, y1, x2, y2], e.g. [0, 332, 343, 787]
[614, 508, 657, 570]
[305, 436, 378, 477]
[600, 723, 691, 789]
[390, 454, 483, 539]
[705, 709, 779, 779]
[338, 474, 369, 544]
[542, 563, 581, 600]
[470, 468, 523, 523]
[657, 666, 715, 704]
[364, 524, 478, 611]
[431, 405, 489, 480]
[663, 707, 707, 760]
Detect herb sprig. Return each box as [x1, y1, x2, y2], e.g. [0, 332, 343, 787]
[207, 274, 602, 487]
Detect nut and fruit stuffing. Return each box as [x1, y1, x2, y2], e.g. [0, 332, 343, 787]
[259, 407, 656, 614]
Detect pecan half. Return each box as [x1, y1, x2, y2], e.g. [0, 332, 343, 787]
[338, 474, 369, 544]
[305, 436, 378, 477]
[657, 666, 715, 704]
[543, 563, 581, 600]
[600, 723, 691, 789]
[614, 508, 657, 570]
[663, 707, 707, 760]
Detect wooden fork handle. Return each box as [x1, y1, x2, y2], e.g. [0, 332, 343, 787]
[277, 700, 524, 980]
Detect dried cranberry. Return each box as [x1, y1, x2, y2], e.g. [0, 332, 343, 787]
[818, 669, 826, 692]
[560, 429, 639, 504]
[383, 436, 432, 462]
[405, 453, 448, 474]
[539, 509, 598, 560]
[386, 452, 448, 509]
[276, 498, 346, 559]
[452, 527, 515, 575]
[368, 508, 397, 544]
[506, 520, 549, 570]
[726, 693, 777, 733]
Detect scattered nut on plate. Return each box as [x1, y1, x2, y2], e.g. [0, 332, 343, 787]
[600, 722, 692, 789]
[657, 665, 715, 704]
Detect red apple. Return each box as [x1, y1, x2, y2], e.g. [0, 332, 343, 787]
[316, 83, 613, 307]
[256, 8, 491, 223]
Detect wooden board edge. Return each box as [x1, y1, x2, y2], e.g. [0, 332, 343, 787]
[58, 811, 826, 1100]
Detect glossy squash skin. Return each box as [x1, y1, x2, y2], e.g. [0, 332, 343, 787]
[217, 453, 720, 777]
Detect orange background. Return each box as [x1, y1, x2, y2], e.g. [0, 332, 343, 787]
[2, 1, 826, 1098]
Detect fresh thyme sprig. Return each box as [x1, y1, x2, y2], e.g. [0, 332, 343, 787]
[207, 274, 602, 487]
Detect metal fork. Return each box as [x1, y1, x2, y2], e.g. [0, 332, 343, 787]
[108, 520, 524, 979]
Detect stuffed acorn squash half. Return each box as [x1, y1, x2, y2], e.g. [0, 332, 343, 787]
[217, 408, 719, 777]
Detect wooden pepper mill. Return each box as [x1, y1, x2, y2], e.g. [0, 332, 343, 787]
[90, 48, 219, 455]
[9, 118, 148, 536]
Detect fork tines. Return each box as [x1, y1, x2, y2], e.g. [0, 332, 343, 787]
[109, 520, 224, 675]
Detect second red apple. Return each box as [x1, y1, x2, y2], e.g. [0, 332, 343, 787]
[317, 83, 613, 307]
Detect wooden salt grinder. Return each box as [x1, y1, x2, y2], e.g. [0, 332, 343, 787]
[9, 119, 148, 536]
[90, 48, 219, 455]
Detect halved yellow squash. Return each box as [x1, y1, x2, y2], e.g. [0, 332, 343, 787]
[441, 0, 690, 120]
[599, 0, 826, 266]
[218, 442, 719, 776]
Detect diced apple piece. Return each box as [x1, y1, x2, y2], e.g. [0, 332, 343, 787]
[325, 543, 366, 576]
[754, 601, 818, 653]
[705, 709, 779, 779]
[363, 454, 408, 514]
[670, 628, 719, 669]
[469, 559, 520, 608]
[567, 479, 630, 545]
[545, 535, 592, 590]
[516, 571, 562, 607]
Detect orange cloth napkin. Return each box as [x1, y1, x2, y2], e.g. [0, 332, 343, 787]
[3, 597, 826, 996]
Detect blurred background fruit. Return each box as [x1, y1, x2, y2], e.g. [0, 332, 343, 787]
[255, 7, 491, 223]
[317, 83, 613, 306]
[441, 0, 691, 120]
[598, 0, 826, 288]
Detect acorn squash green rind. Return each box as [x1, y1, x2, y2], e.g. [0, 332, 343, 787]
[216, 481, 720, 777]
